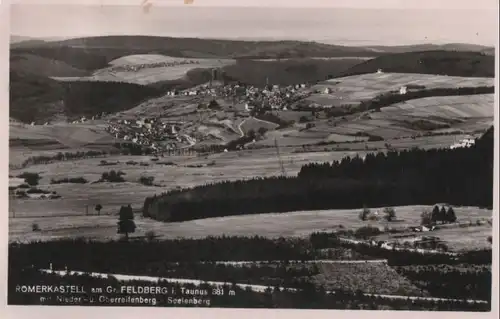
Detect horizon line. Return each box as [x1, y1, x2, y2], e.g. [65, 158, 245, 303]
[10, 34, 497, 48]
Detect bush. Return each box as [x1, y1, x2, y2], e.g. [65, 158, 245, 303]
[26, 188, 51, 194]
[100, 170, 126, 183]
[139, 176, 155, 186]
[17, 172, 41, 186]
[257, 127, 268, 136]
[32, 223, 40, 232]
[383, 207, 396, 222]
[145, 230, 157, 242]
[421, 211, 432, 226]
[359, 207, 370, 221]
[50, 177, 88, 184]
[354, 226, 381, 239]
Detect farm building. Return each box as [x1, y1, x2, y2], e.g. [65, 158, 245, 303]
[244, 103, 255, 111]
[450, 138, 475, 149]
[399, 86, 408, 95]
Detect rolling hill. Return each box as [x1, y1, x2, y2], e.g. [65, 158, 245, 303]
[10, 53, 90, 77]
[9, 36, 380, 73]
[9, 71, 164, 123]
[340, 51, 495, 78]
[366, 43, 495, 55]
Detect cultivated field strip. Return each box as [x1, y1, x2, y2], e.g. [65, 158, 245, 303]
[52, 55, 235, 85]
[308, 73, 494, 106]
[40, 269, 489, 304]
[380, 94, 494, 119]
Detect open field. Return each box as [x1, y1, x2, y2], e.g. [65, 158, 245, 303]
[377, 224, 493, 252]
[108, 54, 211, 66]
[52, 56, 235, 85]
[9, 131, 481, 210]
[306, 73, 494, 107]
[255, 93, 494, 146]
[8, 203, 491, 247]
[9, 122, 118, 167]
[240, 117, 278, 135]
[312, 262, 427, 296]
[378, 94, 494, 119]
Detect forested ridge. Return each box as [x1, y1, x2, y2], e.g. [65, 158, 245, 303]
[143, 127, 493, 222]
[8, 268, 490, 310]
[10, 71, 164, 123]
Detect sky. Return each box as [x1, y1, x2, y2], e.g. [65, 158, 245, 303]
[8, 0, 499, 46]
[8, 0, 499, 9]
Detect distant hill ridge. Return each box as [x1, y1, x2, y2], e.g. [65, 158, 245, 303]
[11, 35, 495, 58]
[340, 50, 495, 78]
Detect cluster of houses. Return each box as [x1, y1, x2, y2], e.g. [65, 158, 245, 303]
[69, 112, 107, 125]
[105, 118, 194, 151]
[105, 60, 201, 73]
[166, 83, 312, 111]
[450, 137, 476, 149]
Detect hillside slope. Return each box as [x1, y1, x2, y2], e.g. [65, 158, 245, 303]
[9, 71, 164, 123]
[340, 51, 495, 78]
[10, 37, 378, 72]
[366, 43, 494, 55]
[51, 36, 380, 58]
[10, 53, 90, 77]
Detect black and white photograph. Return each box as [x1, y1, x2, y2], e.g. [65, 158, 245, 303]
[3, 0, 498, 314]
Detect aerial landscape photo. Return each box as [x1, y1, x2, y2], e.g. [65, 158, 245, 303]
[7, 1, 497, 311]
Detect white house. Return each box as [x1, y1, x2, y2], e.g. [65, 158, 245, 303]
[399, 86, 407, 95]
[450, 138, 475, 149]
[323, 87, 331, 94]
[377, 69, 383, 74]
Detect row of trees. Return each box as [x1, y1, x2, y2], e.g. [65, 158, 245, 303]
[359, 207, 396, 222]
[50, 177, 88, 184]
[8, 236, 317, 273]
[421, 205, 457, 225]
[12, 150, 110, 169]
[143, 127, 493, 223]
[99, 170, 126, 183]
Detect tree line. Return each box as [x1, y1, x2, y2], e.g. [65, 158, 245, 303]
[143, 127, 493, 222]
[395, 265, 491, 301]
[8, 236, 317, 273]
[11, 150, 111, 169]
[9, 234, 491, 275]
